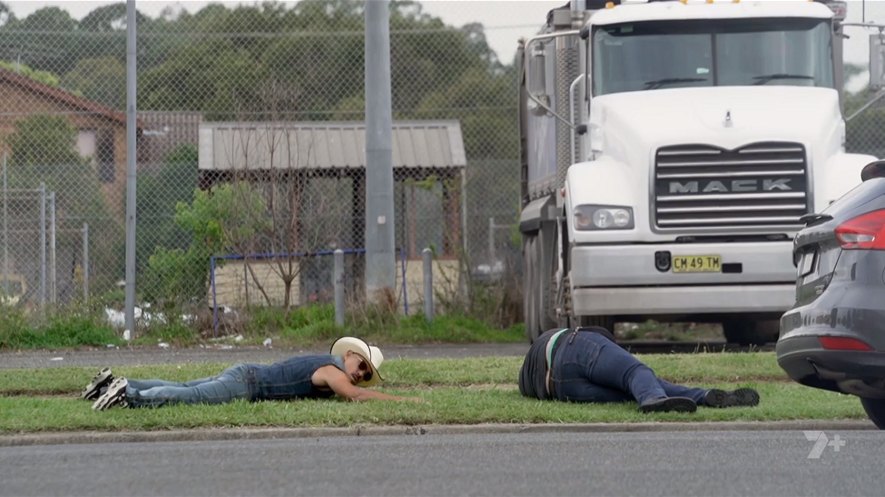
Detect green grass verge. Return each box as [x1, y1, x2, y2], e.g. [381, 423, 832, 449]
[0, 352, 866, 433]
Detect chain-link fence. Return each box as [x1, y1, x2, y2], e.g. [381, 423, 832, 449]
[0, 1, 521, 331]
[0, 1, 883, 333]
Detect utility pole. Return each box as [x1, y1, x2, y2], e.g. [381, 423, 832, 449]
[364, 0, 396, 303]
[124, 0, 138, 336]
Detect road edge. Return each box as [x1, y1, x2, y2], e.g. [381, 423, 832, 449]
[0, 419, 874, 446]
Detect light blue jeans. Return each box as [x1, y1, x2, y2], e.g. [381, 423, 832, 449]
[125, 363, 255, 408]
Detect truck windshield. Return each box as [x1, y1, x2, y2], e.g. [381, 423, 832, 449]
[592, 18, 834, 96]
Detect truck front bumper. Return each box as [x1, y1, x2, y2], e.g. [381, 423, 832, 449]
[569, 241, 796, 315]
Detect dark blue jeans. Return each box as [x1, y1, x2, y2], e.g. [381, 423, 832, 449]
[551, 331, 707, 405]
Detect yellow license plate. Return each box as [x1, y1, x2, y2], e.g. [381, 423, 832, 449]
[672, 255, 721, 273]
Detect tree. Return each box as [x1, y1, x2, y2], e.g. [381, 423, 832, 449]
[61, 57, 126, 109]
[843, 63, 885, 158]
[136, 144, 199, 273]
[136, 0, 504, 122]
[0, 1, 14, 28]
[3, 7, 78, 74]
[0, 60, 60, 86]
[142, 182, 267, 306]
[5, 115, 122, 296]
[79, 3, 131, 32]
[6, 115, 101, 216]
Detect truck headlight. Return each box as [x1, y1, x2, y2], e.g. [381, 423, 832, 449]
[574, 205, 634, 230]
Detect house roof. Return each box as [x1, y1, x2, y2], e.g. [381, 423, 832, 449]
[0, 67, 133, 127]
[198, 120, 466, 171]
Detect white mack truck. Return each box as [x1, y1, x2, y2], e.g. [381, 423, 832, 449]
[518, 0, 877, 344]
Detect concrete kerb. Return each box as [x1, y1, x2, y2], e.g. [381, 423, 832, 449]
[0, 420, 874, 447]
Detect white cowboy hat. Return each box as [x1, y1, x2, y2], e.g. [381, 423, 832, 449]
[330, 336, 384, 387]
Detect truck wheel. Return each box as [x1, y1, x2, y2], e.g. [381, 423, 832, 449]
[860, 397, 885, 429]
[722, 319, 779, 345]
[523, 237, 541, 342]
[537, 225, 557, 332]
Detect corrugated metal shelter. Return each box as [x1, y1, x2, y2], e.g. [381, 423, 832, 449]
[198, 120, 465, 172]
[197, 120, 467, 257]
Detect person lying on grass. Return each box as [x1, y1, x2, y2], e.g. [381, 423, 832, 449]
[519, 326, 760, 413]
[84, 336, 421, 410]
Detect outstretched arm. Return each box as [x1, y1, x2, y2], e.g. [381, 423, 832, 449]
[312, 365, 423, 402]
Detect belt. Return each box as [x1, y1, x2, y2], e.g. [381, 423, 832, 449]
[545, 328, 569, 397]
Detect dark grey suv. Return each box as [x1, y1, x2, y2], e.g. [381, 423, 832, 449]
[777, 161, 885, 429]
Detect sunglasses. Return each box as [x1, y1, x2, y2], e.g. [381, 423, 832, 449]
[358, 358, 373, 383]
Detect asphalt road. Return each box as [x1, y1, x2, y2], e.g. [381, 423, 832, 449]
[0, 343, 531, 369]
[1, 431, 880, 497]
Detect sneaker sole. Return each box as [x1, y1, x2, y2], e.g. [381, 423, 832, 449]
[92, 378, 128, 411]
[81, 368, 114, 400]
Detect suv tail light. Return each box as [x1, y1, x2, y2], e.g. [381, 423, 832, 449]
[835, 209, 885, 250]
[819, 336, 873, 351]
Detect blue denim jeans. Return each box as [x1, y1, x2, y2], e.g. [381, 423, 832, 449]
[126, 363, 256, 408]
[551, 331, 707, 405]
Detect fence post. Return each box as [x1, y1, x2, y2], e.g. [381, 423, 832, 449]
[1, 154, 6, 300]
[400, 247, 408, 315]
[82, 223, 89, 302]
[334, 249, 345, 326]
[211, 255, 218, 338]
[39, 182, 46, 309]
[123, 0, 139, 338]
[422, 247, 433, 321]
[49, 191, 56, 305]
[488, 216, 495, 264]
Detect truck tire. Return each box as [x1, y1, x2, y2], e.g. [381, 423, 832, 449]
[537, 224, 558, 332]
[722, 319, 779, 346]
[523, 236, 541, 342]
[860, 397, 885, 429]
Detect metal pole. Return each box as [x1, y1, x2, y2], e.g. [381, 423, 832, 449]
[364, 0, 396, 303]
[124, 0, 138, 335]
[211, 255, 218, 338]
[82, 223, 89, 302]
[2, 153, 7, 299]
[334, 249, 345, 326]
[400, 247, 408, 315]
[422, 247, 433, 321]
[488, 216, 495, 265]
[39, 182, 45, 308]
[49, 191, 56, 304]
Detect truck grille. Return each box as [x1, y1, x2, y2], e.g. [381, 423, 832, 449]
[653, 142, 808, 230]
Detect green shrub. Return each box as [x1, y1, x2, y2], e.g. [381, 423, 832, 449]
[0, 308, 120, 349]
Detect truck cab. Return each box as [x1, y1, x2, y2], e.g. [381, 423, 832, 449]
[519, 0, 875, 344]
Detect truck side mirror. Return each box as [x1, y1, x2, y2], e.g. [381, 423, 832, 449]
[861, 159, 885, 181]
[870, 33, 885, 90]
[527, 43, 549, 116]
